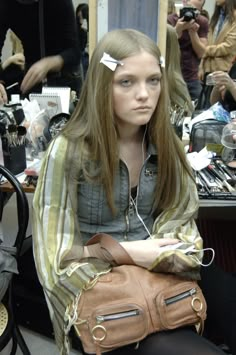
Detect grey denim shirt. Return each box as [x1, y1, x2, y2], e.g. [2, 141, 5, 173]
[78, 144, 158, 243]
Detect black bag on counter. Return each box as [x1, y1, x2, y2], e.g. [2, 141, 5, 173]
[189, 119, 226, 153]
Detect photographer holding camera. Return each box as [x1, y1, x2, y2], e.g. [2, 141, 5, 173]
[168, 0, 208, 101]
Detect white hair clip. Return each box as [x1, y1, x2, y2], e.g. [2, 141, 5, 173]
[100, 52, 124, 71]
[159, 56, 165, 68]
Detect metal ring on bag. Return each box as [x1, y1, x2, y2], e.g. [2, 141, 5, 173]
[91, 325, 107, 342]
[191, 297, 203, 312]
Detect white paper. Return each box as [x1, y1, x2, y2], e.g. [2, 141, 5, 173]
[29, 93, 62, 119]
[187, 148, 215, 171]
[42, 86, 71, 114]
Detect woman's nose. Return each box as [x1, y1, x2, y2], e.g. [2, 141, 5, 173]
[136, 82, 149, 99]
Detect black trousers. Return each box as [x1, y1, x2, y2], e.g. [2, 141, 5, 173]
[102, 328, 225, 355]
[77, 328, 224, 355]
[200, 263, 236, 354]
[195, 73, 214, 111]
[77, 327, 225, 355]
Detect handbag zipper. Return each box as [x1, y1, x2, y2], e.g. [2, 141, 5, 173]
[96, 309, 140, 324]
[164, 288, 197, 306]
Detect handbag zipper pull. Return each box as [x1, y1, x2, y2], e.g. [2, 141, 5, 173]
[165, 288, 197, 305]
[96, 309, 140, 324]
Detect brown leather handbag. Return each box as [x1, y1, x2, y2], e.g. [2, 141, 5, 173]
[75, 234, 207, 355]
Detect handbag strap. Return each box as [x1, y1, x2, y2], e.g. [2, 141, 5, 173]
[86, 233, 135, 265]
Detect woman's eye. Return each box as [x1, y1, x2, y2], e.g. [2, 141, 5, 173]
[149, 77, 160, 85]
[120, 79, 132, 87]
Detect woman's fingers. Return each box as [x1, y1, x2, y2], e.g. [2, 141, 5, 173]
[0, 84, 8, 104]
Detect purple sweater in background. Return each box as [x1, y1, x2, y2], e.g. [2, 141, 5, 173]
[168, 13, 208, 82]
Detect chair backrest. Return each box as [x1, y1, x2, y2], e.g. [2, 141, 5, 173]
[0, 165, 29, 258]
[0, 165, 31, 353]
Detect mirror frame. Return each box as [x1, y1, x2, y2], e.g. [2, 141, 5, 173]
[88, 0, 167, 58]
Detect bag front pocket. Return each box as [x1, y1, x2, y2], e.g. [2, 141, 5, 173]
[164, 287, 197, 305]
[155, 282, 207, 330]
[88, 303, 149, 349]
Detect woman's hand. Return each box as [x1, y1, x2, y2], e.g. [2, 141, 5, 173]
[211, 71, 236, 102]
[0, 83, 8, 105]
[20, 55, 64, 94]
[20, 58, 50, 94]
[11, 53, 25, 70]
[212, 71, 236, 92]
[120, 238, 180, 269]
[175, 18, 196, 38]
[2, 53, 25, 71]
[198, 68, 204, 82]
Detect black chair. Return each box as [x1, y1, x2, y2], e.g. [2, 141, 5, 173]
[0, 165, 31, 354]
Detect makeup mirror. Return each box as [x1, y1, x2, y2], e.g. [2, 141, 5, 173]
[88, 0, 167, 58]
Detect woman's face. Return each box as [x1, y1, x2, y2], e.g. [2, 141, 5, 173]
[77, 10, 83, 25]
[189, 0, 205, 10]
[112, 51, 161, 130]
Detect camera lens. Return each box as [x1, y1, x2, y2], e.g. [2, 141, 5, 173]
[184, 11, 194, 21]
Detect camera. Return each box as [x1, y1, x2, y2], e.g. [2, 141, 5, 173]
[179, 7, 199, 22]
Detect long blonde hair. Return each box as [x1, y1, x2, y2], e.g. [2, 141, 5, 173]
[168, 0, 176, 14]
[210, 0, 236, 31]
[62, 29, 193, 213]
[165, 25, 193, 115]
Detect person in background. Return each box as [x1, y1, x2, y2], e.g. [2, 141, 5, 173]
[198, 0, 236, 108]
[210, 59, 236, 112]
[190, 0, 206, 11]
[0, 30, 25, 98]
[165, 24, 194, 115]
[32, 28, 225, 355]
[168, 0, 208, 101]
[165, 24, 194, 138]
[0, 0, 81, 100]
[75, 3, 89, 80]
[168, 0, 176, 15]
[187, 0, 210, 21]
[199, 0, 236, 79]
[200, 8, 210, 21]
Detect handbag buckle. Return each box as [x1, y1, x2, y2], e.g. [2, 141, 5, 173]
[91, 325, 107, 342]
[191, 296, 203, 312]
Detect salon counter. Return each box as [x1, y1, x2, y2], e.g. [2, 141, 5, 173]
[0, 180, 35, 193]
[198, 199, 236, 220]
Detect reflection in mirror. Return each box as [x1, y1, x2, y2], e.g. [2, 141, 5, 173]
[108, 0, 159, 43]
[89, 0, 167, 60]
[75, 2, 89, 80]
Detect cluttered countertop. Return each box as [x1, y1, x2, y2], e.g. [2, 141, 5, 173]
[1, 90, 236, 209]
[182, 102, 236, 207]
[0, 86, 74, 191]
